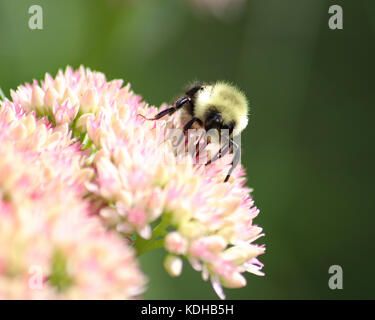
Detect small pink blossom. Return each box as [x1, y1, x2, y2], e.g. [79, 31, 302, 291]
[164, 255, 183, 277]
[164, 232, 189, 255]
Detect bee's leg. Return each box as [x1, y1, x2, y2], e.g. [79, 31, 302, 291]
[205, 138, 230, 166]
[224, 140, 241, 182]
[174, 117, 201, 147]
[140, 97, 190, 120]
[204, 122, 234, 164]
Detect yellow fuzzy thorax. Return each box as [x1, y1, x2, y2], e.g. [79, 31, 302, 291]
[194, 82, 249, 137]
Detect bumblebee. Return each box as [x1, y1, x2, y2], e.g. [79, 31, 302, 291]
[144, 82, 249, 182]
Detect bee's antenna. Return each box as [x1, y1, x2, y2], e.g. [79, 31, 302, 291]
[137, 114, 153, 121]
[137, 97, 191, 121]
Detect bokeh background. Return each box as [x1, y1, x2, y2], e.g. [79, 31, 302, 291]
[0, 0, 374, 299]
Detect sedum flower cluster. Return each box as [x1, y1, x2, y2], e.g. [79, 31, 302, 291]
[1, 66, 264, 299]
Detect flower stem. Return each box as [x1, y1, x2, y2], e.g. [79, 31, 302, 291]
[134, 217, 169, 257]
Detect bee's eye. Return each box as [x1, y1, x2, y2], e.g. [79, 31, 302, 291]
[205, 112, 222, 131]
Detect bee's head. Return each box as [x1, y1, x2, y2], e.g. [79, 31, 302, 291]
[204, 111, 223, 132]
[204, 109, 235, 137]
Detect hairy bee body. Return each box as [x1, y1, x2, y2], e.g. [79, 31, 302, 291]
[142, 81, 249, 182]
[187, 82, 248, 137]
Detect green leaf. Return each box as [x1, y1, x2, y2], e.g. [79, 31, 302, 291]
[0, 87, 6, 101]
[48, 249, 75, 292]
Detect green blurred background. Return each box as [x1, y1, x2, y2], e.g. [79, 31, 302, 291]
[0, 0, 374, 299]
